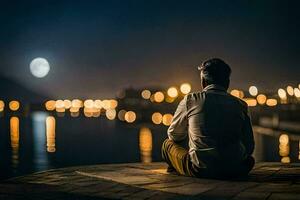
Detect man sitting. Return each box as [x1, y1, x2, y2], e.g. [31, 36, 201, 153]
[161, 58, 255, 178]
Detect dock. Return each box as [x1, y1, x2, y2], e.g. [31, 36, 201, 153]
[1, 162, 300, 199]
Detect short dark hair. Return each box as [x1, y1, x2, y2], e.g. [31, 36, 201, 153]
[198, 58, 231, 89]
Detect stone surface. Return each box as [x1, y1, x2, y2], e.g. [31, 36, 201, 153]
[0, 162, 299, 199]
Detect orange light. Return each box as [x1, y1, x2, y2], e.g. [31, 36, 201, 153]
[63, 100, 72, 109]
[84, 99, 94, 108]
[141, 90, 151, 99]
[167, 87, 178, 98]
[139, 127, 152, 163]
[154, 91, 164, 103]
[45, 100, 56, 111]
[286, 86, 294, 96]
[162, 114, 173, 126]
[243, 98, 257, 107]
[230, 89, 244, 99]
[106, 109, 116, 120]
[0, 100, 5, 112]
[180, 83, 191, 94]
[9, 100, 20, 111]
[125, 111, 136, 123]
[256, 94, 267, 105]
[266, 99, 277, 106]
[151, 112, 162, 124]
[46, 116, 56, 153]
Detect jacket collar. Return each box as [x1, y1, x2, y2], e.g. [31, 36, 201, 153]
[202, 84, 227, 92]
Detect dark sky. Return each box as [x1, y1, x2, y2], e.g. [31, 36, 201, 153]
[0, 0, 299, 98]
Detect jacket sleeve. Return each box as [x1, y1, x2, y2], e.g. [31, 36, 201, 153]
[241, 105, 255, 155]
[167, 95, 188, 142]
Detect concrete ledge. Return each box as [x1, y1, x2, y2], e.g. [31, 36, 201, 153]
[1, 162, 300, 199]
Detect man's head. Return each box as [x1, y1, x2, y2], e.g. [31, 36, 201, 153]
[198, 58, 231, 90]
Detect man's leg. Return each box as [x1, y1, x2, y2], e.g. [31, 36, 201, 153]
[161, 139, 195, 176]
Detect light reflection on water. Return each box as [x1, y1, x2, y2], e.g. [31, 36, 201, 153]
[1, 113, 299, 180]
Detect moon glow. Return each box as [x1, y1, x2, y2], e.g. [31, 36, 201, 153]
[30, 58, 50, 78]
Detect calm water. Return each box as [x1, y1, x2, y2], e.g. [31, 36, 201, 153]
[0, 111, 299, 180]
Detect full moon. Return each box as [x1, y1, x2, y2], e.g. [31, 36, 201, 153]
[30, 57, 50, 78]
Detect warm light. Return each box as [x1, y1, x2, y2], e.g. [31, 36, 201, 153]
[10, 117, 19, 149]
[63, 100, 72, 109]
[84, 99, 94, 108]
[72, 99, 83, 108]
[94, 100, 103, 109]
[294, 88, 300, 98]
[106, 109, 116, 120]
[279, 134, 289, 145]
[167, 87, 178, 98]
[45, 100, 56, 111]
[141, 90, 151, 99]
[266, 99, 277, 106]
[256, 94, 267, 105]
[162, 114, 173, 126]
[9, 100, 20, 111]
[180, 83, 191, 94]
[243, 98, 257, 107]
[0, 100, 5, 112]
[55, 100, 64, 108]
[102, 100, 111, 110]
[151, 112, 163, 124]
[165, 96, 175, 103]
[249, 86, 258, 96]
[230, 89, 244, 99]
[286, 86, 294, 96]
[70, 107, 80, 113]
[83, 108, 93, 117]
[55, 100, 65, 112]
[139, 127, 152, 163]
[154, 91, 164, 103]
[281, 156, 290, 164]
[125, 111, 136, 123]
[278, 88, 287, 99]
[46, 116, 56, 153]
[109, 99, 118, 109]
[118, 109, 127, 121]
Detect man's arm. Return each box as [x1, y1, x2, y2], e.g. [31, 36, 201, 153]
[167, 95, 188, 142]
[241, 106, 255, 155]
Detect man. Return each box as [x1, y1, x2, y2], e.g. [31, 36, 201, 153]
[161, 58, 255, 178]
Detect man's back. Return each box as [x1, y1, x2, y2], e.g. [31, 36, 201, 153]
[168, 84, 255, 170]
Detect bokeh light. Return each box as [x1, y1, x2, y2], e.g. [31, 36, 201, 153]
[294, 88, 300, 98]
[230, 89, 244, 99]
[151, 112, 163, 124]
[63, 100, 72, 109]
[0, 100, 5, 112]
[266, 99, 277, 106]
[84, 99, 94, 108]
[180, 83, 191, 94]
[162, 114, 173, 126]
[256, 94, 267, 105]
[249, 86, 258, 96]
[286, 86, 294, 96]
[154, 91, 164, 103]
[9, 100, 20, 111]
[141, 90, 151, 99]
[243, 98, 257, 107]
[278, 88, 287, 99]
[45, 100, 56, 111]
[106, 109, 116, 120]
[167, 87, 178, 98]
[125, 111, 136, 123]
[118, 109, 127, 121]
[139, 127, 152, 163]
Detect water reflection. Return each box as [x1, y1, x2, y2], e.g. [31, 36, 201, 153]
[139, 127, 152, 163]
[46, 116, 56, 153]
[10, 117, 19, 170]
[279, 133, 290, 163]
[32, 112, 49, 170]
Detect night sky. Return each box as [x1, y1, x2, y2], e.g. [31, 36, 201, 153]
[0, 0, 299, 98]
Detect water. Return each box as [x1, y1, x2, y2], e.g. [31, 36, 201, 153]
[0, 111, 299, 180]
